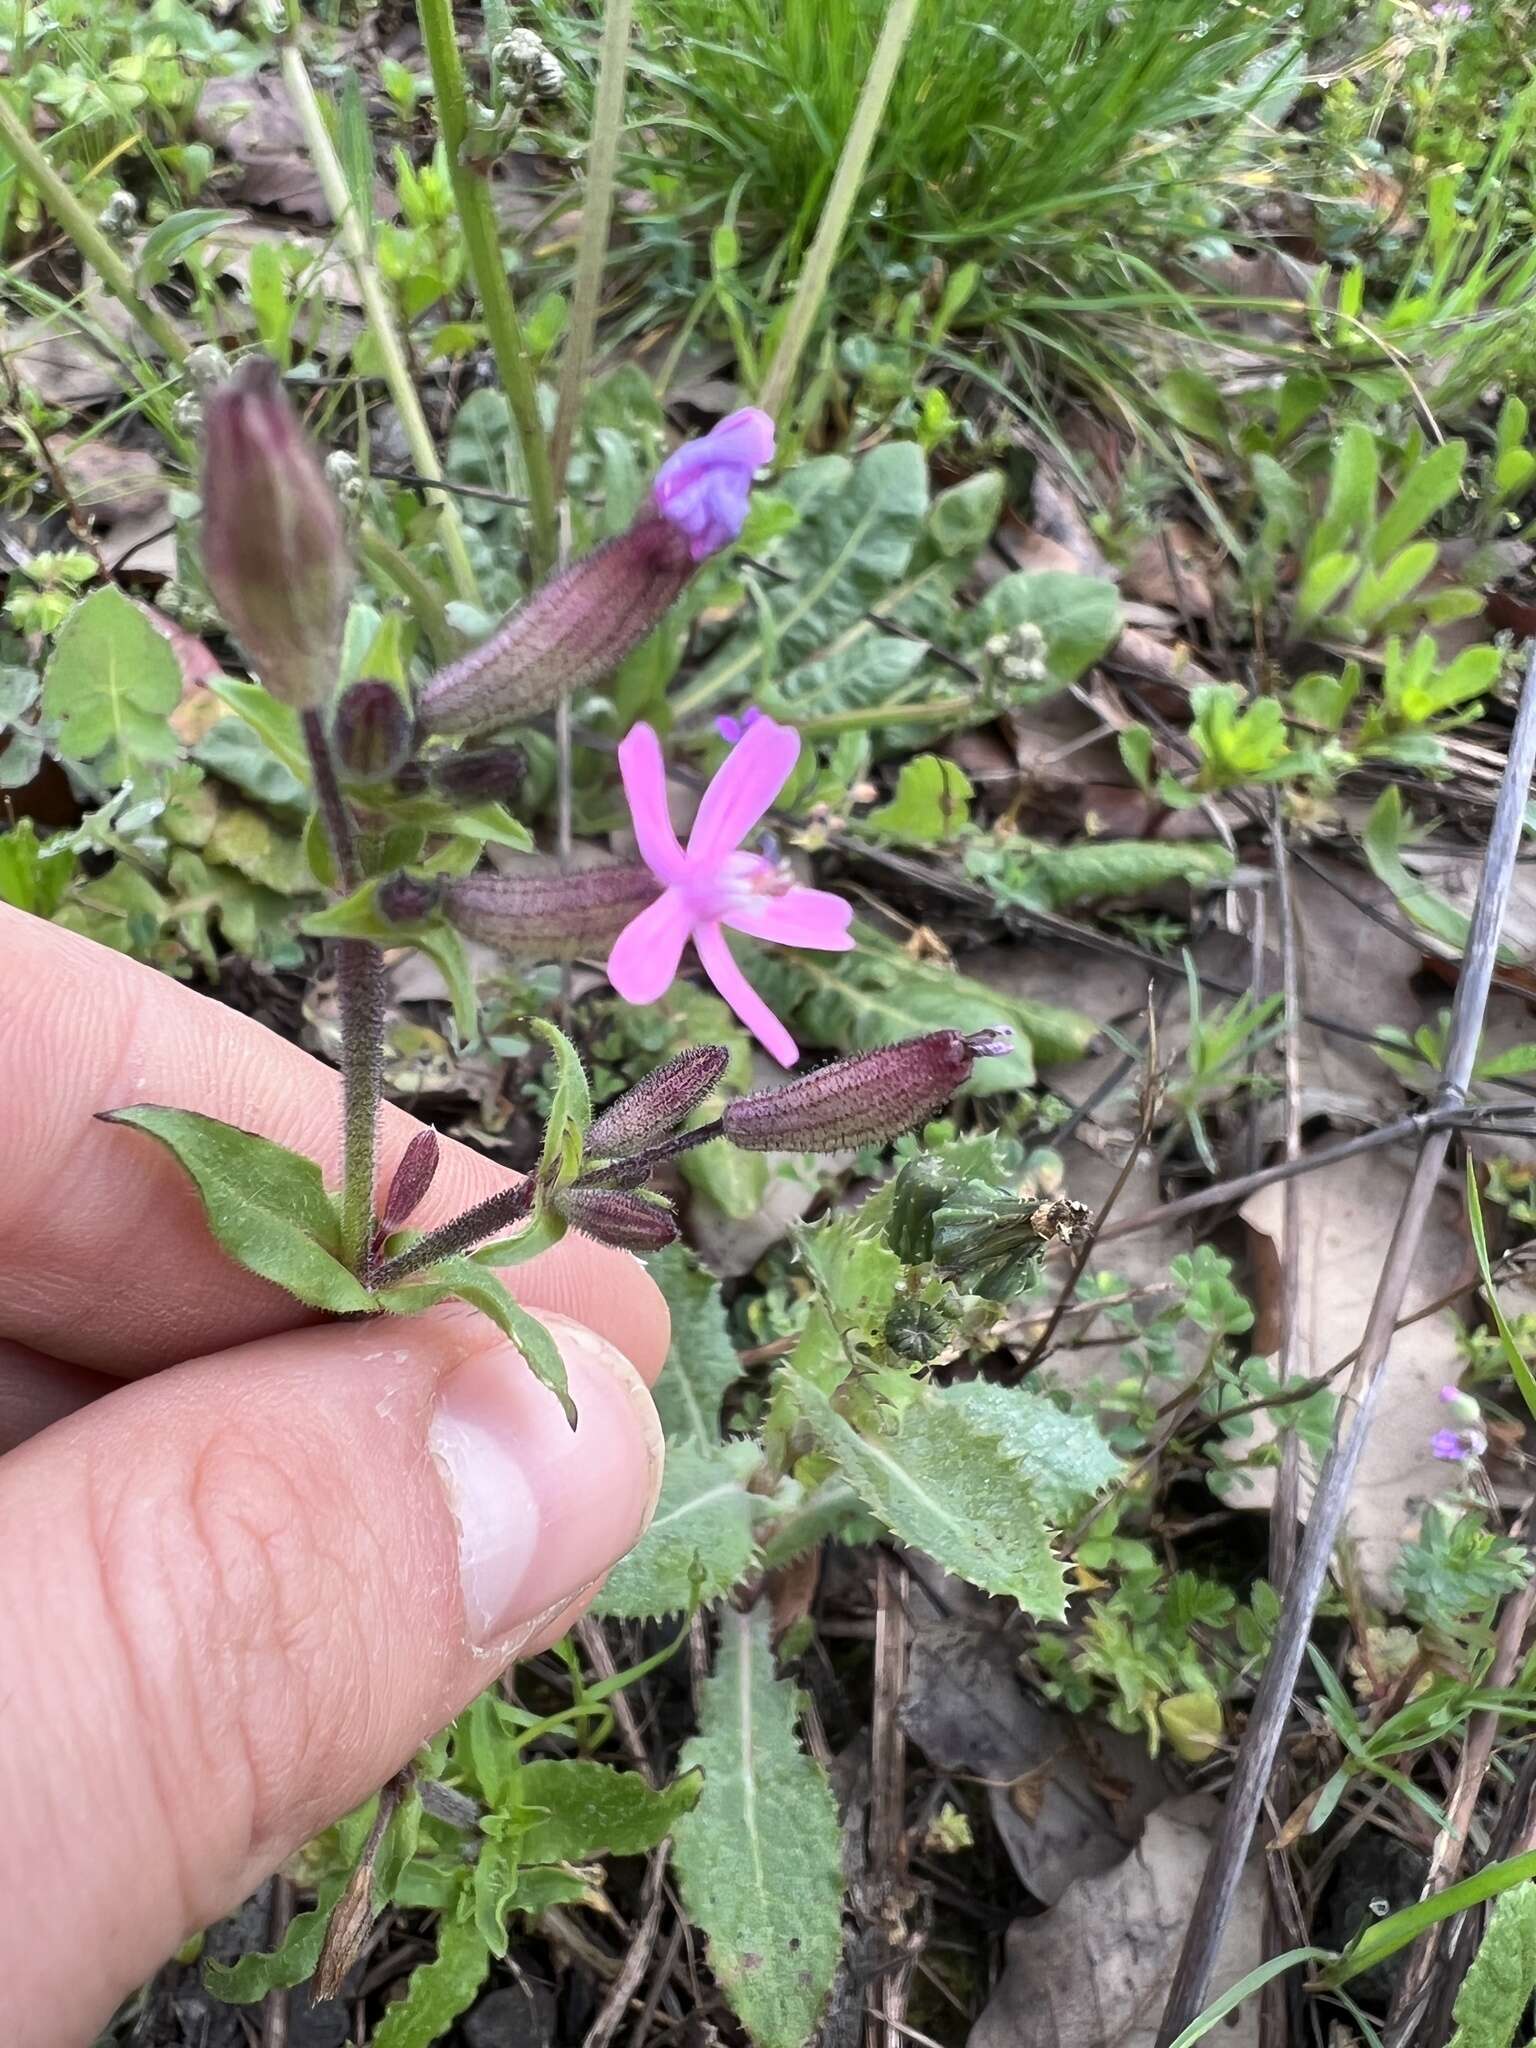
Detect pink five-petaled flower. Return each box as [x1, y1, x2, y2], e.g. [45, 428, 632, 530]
[606, 715, 853, 1066]
[652, 408, 776, 561]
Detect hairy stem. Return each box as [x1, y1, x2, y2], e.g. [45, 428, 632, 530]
[278, 31, 482, 609]
[548, 0, 635, 490]
[0, 86, 190, 368]
[302, 712, 383, 1281]
[415, 0, 558, 578]
[757, 0, 922, 419]
[374, 1178, 537, 1287]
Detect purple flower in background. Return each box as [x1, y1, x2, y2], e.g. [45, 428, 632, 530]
[1431, 1425, 1487, 1463]
[606, 716, 854, 1066]
[715, 705, 766, 745]
[652, 408, 776, 561]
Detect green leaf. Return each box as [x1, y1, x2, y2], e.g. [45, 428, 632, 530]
[1320, 1850, 1536, 1989]
[596, 1438, 762, 1620]
[931, 1382, 1121, 1522]
[101, 1107, 372, 1313]
[40, 586, 181, 772]
[927, 470, 1003, 557]
[966, 836, 1234, 914]
[0, 817, 74, 917]
[791, 1374, 1068, 1616]
[1361, 787, 1474, 953]
[762, 441, 929, 667]
[302, 882, 481, 1040]
[1293, 550, 1359, 633]
[1371, 440, 1466, 565]
[373, 1913, 492, 2048]
[1466, 1161, 1536, 1428]
[526, 1016, 591, 1184]
[971, 570, 1121, 694]
[1347, 539, 1437, 633]
[1312, 422, 1378, 560]
[862, 755, 972, 845]
[1448, 1882, 1536, 2048]
[646, 1244, 742, 1449]
[516, 1760, 702, 1863]
[748, 939, 1097, 1091]
[377, 1258, 573, 1423]
[136, 206, 245, 287]
[193, 716, 309, 814]
[204, 1877, 345, 2001]
[674, 1609, 844, 2048]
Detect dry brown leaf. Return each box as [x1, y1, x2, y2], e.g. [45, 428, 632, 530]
[1124, 522, 1216, 620]
[56, 439, 166, 527]
[967, 1798, 1264, 2048]
[900, 1609, 1168, 1904]
[5, 290, 175, 407]
[194, 72, 330, 219]
[1231, 1149, 1468, 1601]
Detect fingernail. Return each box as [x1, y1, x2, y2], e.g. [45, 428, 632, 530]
[428, 1313, 663, 1646]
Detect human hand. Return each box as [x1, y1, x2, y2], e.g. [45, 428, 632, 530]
[0, 907, 669, 2048]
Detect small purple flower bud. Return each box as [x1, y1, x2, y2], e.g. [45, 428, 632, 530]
[587, 1045, 731, 1159]
[722, 1029, 1006, 1153]
[200, 354, 352, 710]
[715, 705, 765, 746]
[334, 678, 414, 782]
[376, 870, 444, 925]
[652, 408, 775, 561]
[1431, 1427, 1482, 1464]
[556, 1185, 679, 1253]
[417, 516, 695, 738]
[430, 743, 529, 805]
[381, 1129, 440, 1233]
[1438, 1385, 1482, 1427]
[443, 861, 661, 959]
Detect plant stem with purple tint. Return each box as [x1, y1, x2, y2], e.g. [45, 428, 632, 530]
[302, 708, 385, 1282]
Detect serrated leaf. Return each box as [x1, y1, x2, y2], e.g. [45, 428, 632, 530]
[747, 940, 1096, 1092]
[377, 1257, 573, 1423]
[1450, 1885, 1536, 2048]
[932, 1381, 1121, 1522]
[646, 1244, 742, 1448]
[204, 1877, 345, 2001]
[674, 1608, 844, 2048]
[791, 1374, 1067, 1617]
[862, 755, 973, 845]
[102, 1107, 371, 1313]
[517, 1761, 702, 1863]
[41, 586, 182, 772]
[595, 1438, 762, 1619]
[373, 1913, 492, 2048]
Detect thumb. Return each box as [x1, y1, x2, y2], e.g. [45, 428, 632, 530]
[0, 1306, 663, 2047]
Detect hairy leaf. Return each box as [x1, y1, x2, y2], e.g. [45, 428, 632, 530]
[516, 1761, 702, 1863]
[971, 569, 1121, 693]
[1448, 1881, 1536, 2048]
[373, 1913, 492, 2048]
[41, 586, 182, 772]
[674, 1609, 844, 2048]
[203, 1878, 345, 2001]
[862, 755, 973, 845]
[967, 835, 1234, 913]
[595, 1439, 762, 1619]
[647, 1244, 743, 1449]
[932, 1381, 1121, 1522]
[101, 1107, 371, 1313]
[377, 1259, 573, 1423]
[792, 1375, 1068, 1617]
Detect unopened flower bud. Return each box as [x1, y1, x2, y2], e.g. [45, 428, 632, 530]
[443, 862, 660, 959]
[1439, 1383, 1482, 1427]
[201, 355, 352, 710]
[497, 27, 565, 97]
[377, 871, 444, 925]
[884, 1296, 953, 1362]
[723, 1028, 1010, 1153]
[334, 679, 414, 782]
[587, 1045, 731, 1159]
[431, 743, 528, 805]
[887, 1153, 965, 1263]
[185, 344, 230, 392]
[380, 1129, 440, 1234]
[419, 411, 775, 738]
[97, 188, 137, 236]
[556, 1186, 678, 1252]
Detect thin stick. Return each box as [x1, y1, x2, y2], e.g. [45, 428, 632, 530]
[1270, 793, 1304, 1593]
[415, 0, 558, 578]
[757, 0, 922, 419]
[278, 34, 481, 607]
[1155, 647, 1536, 2046]
[549, 0, 635, 490]
[260, 1875, 293, 2048]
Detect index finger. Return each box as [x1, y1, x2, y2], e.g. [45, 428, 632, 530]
[0, 907, 670, 1381]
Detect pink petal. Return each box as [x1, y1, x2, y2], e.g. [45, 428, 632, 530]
[687, 714, 800, 864]
[723, 885, 855, 952]
[694, 921, 798, 1068]
[606, 890, 692, 1005]
[617, 723, 688, 884]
